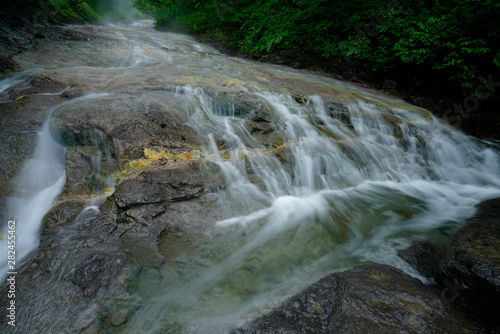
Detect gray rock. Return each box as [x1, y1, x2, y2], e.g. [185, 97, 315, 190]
[114, 161, 225, 210]
[234, 264, 486, 334]
[245, 120, 282, 147]
[436, 197, 500, 327]
[0, 94, 66, 197]
[0, 199, 135, 333]
[398, 238, 446, 279]
[0, 159, 228, 332]
[0, 10, 37, 69]
[51, 92, 186, 141]
[64, 149, 94, 195]
[50, 92, 198, 159]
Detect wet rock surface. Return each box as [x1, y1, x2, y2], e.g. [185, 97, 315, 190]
[0, 10, 38, 71]
[0, 159, 227, 332]
[114, 161, 224, 210]
[234, 264, 486, 334]
[398, 238, 446, 279]
[0, 199, 136, 333]
[50, 92, 194, 149]
[436, 197, 500, 327]
[0, 94, 65, 197]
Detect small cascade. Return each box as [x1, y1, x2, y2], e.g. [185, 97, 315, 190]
[0, 93, 113, 280]
[0, 68, 43, 103]
[125, 85, 500, 333]
[0, 117, 66, 280]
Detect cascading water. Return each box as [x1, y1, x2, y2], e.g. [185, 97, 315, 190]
[124, 86, 500, 333]
[1, 20, 499, 333]
[0, 93, 112, 280]
[0, 116, 66, 280]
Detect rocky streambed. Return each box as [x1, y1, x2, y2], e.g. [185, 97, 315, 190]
[0, 20, 499, 333]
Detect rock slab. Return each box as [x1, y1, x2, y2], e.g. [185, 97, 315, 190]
[234, 264, 485, 334]
[436, 197, 500, 327]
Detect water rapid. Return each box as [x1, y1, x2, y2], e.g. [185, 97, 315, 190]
[124, 86, 500, 333]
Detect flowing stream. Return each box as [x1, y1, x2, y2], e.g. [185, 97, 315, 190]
[1, 20, 500, 332]
[124, 86, 500, 333]
[0, 116, 66, 277]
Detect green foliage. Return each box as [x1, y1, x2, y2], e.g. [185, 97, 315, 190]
[133, 0, 499, 97]
[6, 0, 143, 23]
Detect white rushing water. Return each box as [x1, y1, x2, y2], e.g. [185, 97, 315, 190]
[124, 85, 500, 333]
[0, 94, 111, 280]
[0, 118, 66, 279]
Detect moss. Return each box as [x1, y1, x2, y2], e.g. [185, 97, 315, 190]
[103, 187, 115, 196]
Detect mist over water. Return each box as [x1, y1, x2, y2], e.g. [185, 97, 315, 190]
[98, 0, 146, 23]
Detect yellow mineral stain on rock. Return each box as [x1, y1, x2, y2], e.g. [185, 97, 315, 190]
[124, 148, 202, 173]
[227, 78, 246, 86]
[214, 73, 262, 89]
[398, 299, 426, 314]
[311, 301, 325, 314]
[144, 148, 175, 160]
[371, 271, 391, 281]
[168, 75, 204, 86]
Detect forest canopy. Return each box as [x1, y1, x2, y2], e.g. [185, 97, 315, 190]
[131, 0, 500, 97]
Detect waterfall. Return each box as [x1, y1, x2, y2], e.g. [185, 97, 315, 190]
[0, 93, 110, 280]
[2, 21, 499, 333]
[0, 117, 66, 280]
[124, 85, 500, 333]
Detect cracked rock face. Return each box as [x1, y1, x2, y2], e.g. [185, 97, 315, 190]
[114, 163, 215, 209]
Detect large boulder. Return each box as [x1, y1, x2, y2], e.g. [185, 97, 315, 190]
[114, 161, 224, 210]
[50, 92, 197, 152]
[234, 264, 485, 334]
[436, 197, 500, 327]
